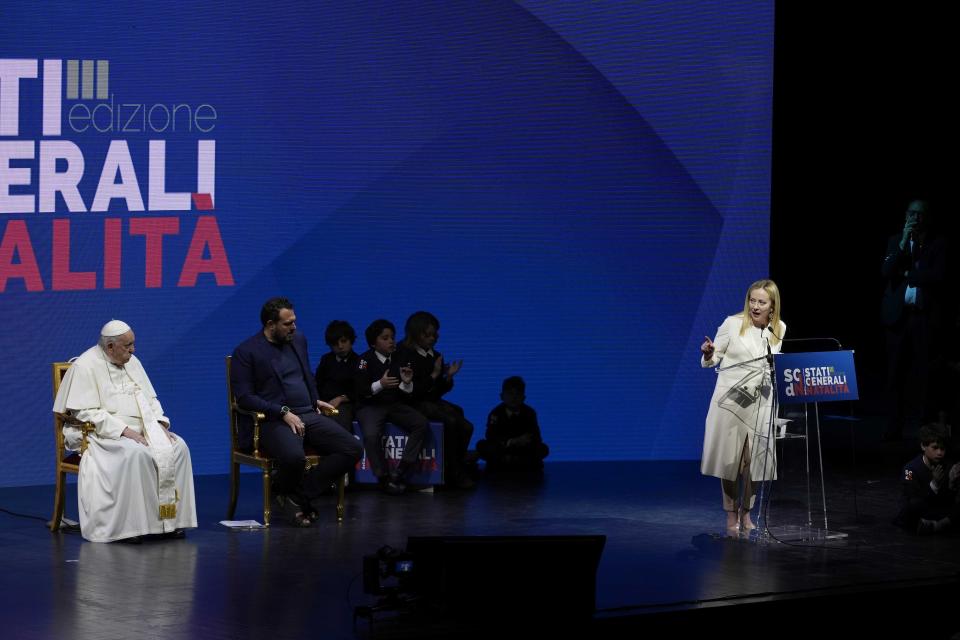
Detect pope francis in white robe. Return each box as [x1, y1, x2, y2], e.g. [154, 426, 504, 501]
[52, 320, 197, 542]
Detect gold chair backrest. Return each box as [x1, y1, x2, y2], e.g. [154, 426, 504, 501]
[53, 361, 71, 395]
[225, 355, 249, 453]
[52, 360, 95, 455]
[225, 356, 237, 450]
[52, 362, 71, 457]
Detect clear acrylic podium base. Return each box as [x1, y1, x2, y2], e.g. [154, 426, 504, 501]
[751, 524, 848, 543]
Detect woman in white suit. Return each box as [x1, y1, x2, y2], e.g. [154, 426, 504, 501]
[700, 279, 785, 532]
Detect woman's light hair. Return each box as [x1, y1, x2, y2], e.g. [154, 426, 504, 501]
[738, 279, 782, 345]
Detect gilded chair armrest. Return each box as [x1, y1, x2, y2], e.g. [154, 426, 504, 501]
[232, 403, 267, 457]
[56, 412, 96, 454]
[232, 404, 266, 422]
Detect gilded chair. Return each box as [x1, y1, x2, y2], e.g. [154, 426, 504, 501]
[50, 361, 95, 532]
[225, 356, 346, 525]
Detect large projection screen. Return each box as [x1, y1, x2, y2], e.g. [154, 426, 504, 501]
[1, 1, 773, 486]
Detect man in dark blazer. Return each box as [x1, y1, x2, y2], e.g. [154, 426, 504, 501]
[231, 297, 362, 523]
[881, 200, 947, 440]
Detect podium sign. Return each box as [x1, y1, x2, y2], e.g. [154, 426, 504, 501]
[774, 351, 858, 405]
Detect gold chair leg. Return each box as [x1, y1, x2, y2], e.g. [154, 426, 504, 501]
[49, 469, 66, 532]
[261, 468, 272, 527]
[336, 473, 346, 523]
[227, 461, 240, 519]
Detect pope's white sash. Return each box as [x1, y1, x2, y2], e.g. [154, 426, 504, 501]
[132, 387, 179, 527]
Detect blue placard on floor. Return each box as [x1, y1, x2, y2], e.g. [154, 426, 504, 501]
[354, 422, 444, 485]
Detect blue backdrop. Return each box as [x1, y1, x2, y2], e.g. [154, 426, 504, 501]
[1, 1, 773, 487]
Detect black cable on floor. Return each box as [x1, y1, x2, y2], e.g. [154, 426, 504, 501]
[0, 506, 49, 523]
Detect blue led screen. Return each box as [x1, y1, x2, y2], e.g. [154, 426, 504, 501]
[0, 1, 773, 486]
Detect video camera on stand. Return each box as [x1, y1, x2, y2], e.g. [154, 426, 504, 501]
[362, 545, 417, 596]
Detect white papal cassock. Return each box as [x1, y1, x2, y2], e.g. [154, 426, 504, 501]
[52, 345, 197, 542]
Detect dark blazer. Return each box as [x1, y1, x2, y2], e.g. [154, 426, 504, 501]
[315, 350, 360, 402]
[485, 403, 543, 447]
[397, 345, 453, 404]
[881, 232, 946, 327]
[231, 331, 319, 449]
[354, 348, 414, 408]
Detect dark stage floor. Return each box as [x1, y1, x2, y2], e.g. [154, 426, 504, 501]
[2, 425, 959, 639]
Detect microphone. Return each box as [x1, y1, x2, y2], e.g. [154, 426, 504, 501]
[762, 324, 774, 365]
[765, 323, 782, 341]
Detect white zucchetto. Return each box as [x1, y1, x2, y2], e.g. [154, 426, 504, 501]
[100, 320, 132, 337]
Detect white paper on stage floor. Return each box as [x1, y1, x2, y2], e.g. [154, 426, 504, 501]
[219, 520, 265, 529]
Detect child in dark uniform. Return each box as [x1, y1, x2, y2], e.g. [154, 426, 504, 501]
[399, 311, 475, 489]
[315, 320, 360, 433]
[477, 376, 549, 472]
[893, 424, 960, 534]
[355, 319, 429, 495]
